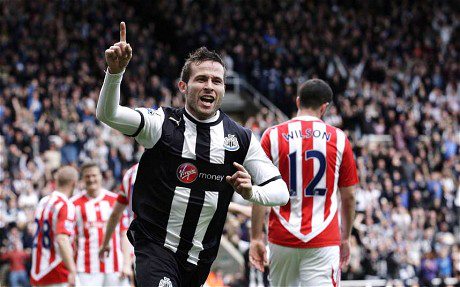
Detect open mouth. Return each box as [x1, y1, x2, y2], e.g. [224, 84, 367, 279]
[200, 96, 215, 104]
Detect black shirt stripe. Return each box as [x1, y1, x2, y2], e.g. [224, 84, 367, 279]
[176, 188, 206, 261]
[195, 125, 211, 162]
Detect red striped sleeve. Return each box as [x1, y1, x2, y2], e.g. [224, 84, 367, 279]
[338, 137, 359, 187]
[260, 128, 272, 160]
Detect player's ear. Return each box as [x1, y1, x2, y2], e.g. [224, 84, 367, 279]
[320, 102, 330, 117]
[295, 97, 301, 109]
[178, 81, 187, 94]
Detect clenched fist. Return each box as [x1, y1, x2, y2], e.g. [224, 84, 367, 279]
[105, 22, 132, 74]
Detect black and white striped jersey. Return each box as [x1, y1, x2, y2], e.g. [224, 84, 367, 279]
[129, 106, 280, 266]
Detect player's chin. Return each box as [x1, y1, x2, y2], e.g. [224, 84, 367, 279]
[197, 107, 217, 118]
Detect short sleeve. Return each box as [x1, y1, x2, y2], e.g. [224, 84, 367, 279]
[116, 192, 129, 205]
[260, 128, 272, 160]
[243, 133, 281, 186]
[133, 107, 165, 149]
[338, 138, 359, 188]
[56, 202, 76, 236]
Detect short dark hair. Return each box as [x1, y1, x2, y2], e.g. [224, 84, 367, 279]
[298, 79, 333, 109]
[180, 47, 226, 83]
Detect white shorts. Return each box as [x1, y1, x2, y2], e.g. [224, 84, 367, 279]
[77, 273, 129, 287]
[268, 243, 340, 287]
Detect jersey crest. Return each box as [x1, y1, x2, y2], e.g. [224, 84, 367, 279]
[158, 277, 172, 287]
[223, 134, 239, 151]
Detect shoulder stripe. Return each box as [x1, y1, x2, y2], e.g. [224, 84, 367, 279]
[258, 175, 282, 187]
[126, 110, 145, 137]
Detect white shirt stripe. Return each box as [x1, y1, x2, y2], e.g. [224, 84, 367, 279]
[85, 200, 99, 273]
[288, 121, 303, 230]
[311, 122, 327, 233]
[209, 122, 225, 164]
[164, 187, 191, 252]
[187, 191, 219, 264]
[76, 205, 85, 272]
[182, 117, 197, 160]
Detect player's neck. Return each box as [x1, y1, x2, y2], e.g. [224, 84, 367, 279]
[185, 106, 220, 123]
[86, 188, 102, 198]
[297, 108, 322, 119]
[55, 188, 71, 198]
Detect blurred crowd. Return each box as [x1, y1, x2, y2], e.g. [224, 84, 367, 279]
[0, 0, 459, 286]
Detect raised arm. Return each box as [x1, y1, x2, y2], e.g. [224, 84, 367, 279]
[96, 22, 141, 136]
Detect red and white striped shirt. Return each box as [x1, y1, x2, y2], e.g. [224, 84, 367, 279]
[31, 191, 76, 286]
[261, 115, 358, 248]
[71, 189, 128, 273]
[116, 164, 138, 221]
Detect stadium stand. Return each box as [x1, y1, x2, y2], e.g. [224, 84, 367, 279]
[0, 0, 458, 286]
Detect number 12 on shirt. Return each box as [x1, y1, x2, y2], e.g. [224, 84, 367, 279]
[288, 149, 327, 197]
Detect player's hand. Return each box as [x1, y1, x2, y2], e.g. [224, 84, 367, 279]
[68, 270, 76, 287]
[249, 239, 267, 272]
[105, 22, 132, 74]
[340, 238, 351, 269]
[98, 244, 110, 261]
[226, 162, 253, 200]
[119, 263, 133, 280]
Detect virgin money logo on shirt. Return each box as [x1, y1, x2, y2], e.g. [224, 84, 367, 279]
[177, 163, 198, 183]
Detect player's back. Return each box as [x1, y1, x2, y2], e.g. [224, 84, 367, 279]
[261, 115, 358, 248]
[31, 191, 75, 285]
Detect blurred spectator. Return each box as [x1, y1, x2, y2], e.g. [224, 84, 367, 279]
[0, 241, 30, 287]
[0, 0, 458, 284]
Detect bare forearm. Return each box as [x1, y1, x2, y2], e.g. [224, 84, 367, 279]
[340, 187, 356, 240]
[103, 207, 124, 248]
[56, 235, 76, 273]
[121, 231, 132, 268]
[251, 204, 267, 240]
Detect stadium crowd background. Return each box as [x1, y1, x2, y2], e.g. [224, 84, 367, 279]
[0, 0, 459, 286]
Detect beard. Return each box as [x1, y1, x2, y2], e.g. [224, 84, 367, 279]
[185, 89, 222, 120]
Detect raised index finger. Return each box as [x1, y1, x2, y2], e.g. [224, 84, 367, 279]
[120, 22, 126, 43]
[233, 162, 248, 173]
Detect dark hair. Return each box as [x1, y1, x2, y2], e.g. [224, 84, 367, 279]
[298, 79, 333, 109]
[180, 47, 226, 83]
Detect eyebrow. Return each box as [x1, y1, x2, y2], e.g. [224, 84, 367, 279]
[194, 74, 224, 81]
